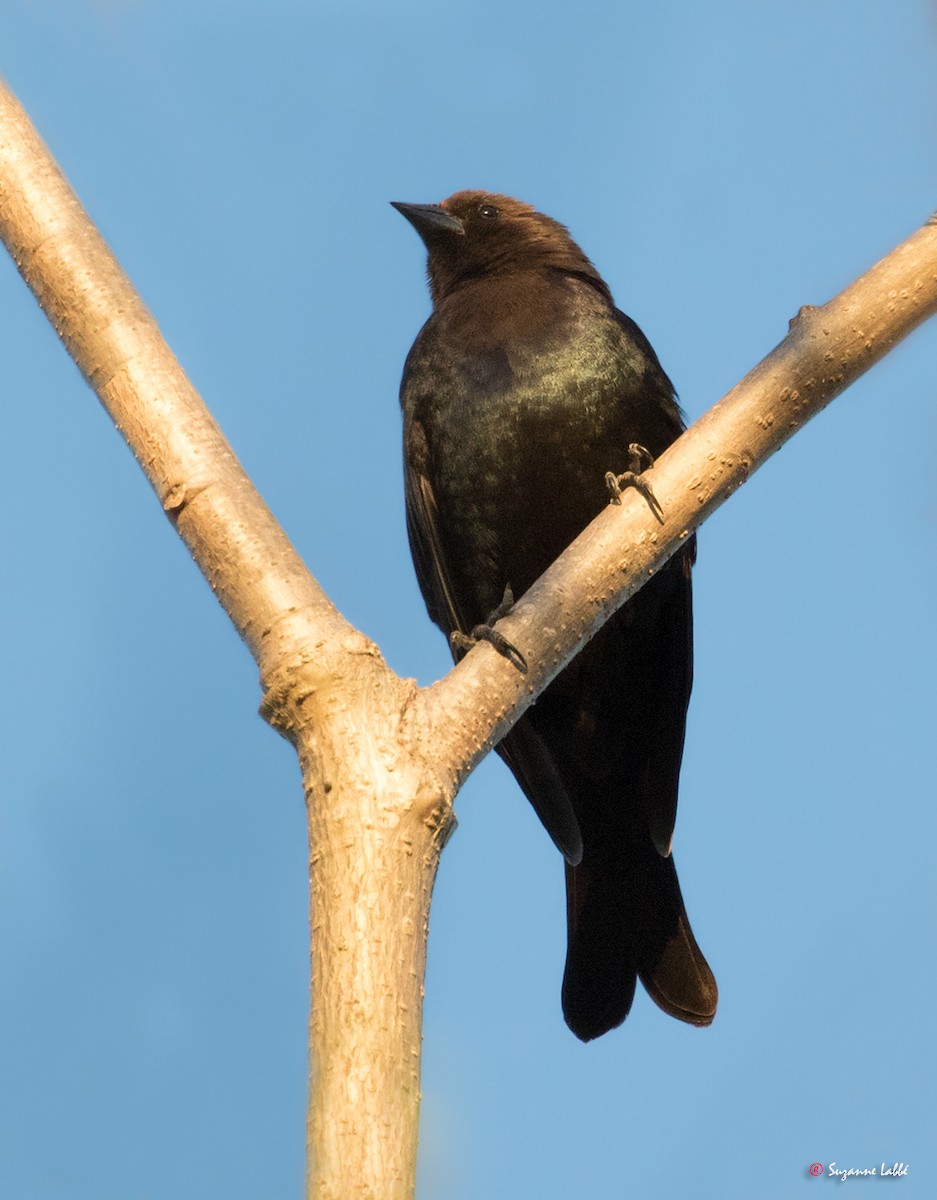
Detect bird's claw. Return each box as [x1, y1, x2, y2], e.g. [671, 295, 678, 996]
[450, 626, 528, 673]
[605, 443, 664, 524]
[449, 585, 528, 673]
[487, 583, 516, 624]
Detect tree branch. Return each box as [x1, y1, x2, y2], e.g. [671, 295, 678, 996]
[425, 220, 937, 775]
[0, 78, 355, 693]
[3, 72, 936, 1198]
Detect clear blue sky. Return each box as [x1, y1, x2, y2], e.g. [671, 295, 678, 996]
[2, 3, 935, 1197]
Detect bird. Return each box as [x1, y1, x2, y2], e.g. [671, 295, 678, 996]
[393, 191, 717, 1041]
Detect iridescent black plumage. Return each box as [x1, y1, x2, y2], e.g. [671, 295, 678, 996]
[395, 191, 716, 1040]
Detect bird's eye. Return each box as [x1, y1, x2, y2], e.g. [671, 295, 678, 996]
[478, 203, 500, 219]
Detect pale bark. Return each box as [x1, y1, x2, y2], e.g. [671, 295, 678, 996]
[2, 75, 936, 1199]
[425, 229, 937, 774]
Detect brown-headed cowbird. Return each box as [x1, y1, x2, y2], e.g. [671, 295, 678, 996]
[393, 191, 716, 1041]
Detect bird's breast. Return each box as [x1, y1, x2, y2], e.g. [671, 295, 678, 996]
[407, 278, 647, 617]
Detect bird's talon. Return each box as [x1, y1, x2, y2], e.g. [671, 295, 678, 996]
[627, 443, 655, 473]
[488, 584, 515, 623]
[450, 624, 528, 672]
[479, 625, 528, 672]
[606, 446, 665, 524]
[449, 586, 528, 673]
[449, 631, 476, 655]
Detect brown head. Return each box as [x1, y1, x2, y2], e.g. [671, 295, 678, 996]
[391, 190, 610, 306]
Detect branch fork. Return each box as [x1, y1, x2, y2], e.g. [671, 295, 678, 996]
[3, 76, 937, 1199]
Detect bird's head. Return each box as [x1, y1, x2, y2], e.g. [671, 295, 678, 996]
[391, 190, 608, 306]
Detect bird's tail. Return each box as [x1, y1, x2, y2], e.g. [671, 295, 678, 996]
[561, 839, 717, 1042]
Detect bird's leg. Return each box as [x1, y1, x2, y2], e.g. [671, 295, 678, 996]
[450, 584, 528, 673]
[605, 442, 665, 524]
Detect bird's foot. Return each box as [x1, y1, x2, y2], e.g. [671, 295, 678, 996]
[605, 443, 664, 524]
[449, 585, 528, 673]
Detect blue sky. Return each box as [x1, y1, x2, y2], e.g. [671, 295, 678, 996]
[2, 3, 935, 1197]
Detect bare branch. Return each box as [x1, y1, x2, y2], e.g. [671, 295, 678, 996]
[425, 216, 937, 776]
[3, 70, 936, 1198]
[0, 77, 356, 698]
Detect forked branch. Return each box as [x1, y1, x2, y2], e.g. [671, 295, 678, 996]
[2, 75, 936, 1200]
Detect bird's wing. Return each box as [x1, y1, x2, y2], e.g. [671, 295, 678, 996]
[607, 305, 693, 853]
[403, 415, 471, 636]
[639, 540, 695, 856]
[404, 415, 584, 865]
[529, 542, 695, 861]
[611, 307, 688, 448]
[496, 723, 584, 865]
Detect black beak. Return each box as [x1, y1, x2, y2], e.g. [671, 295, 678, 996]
[391, 201, 464, 240]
